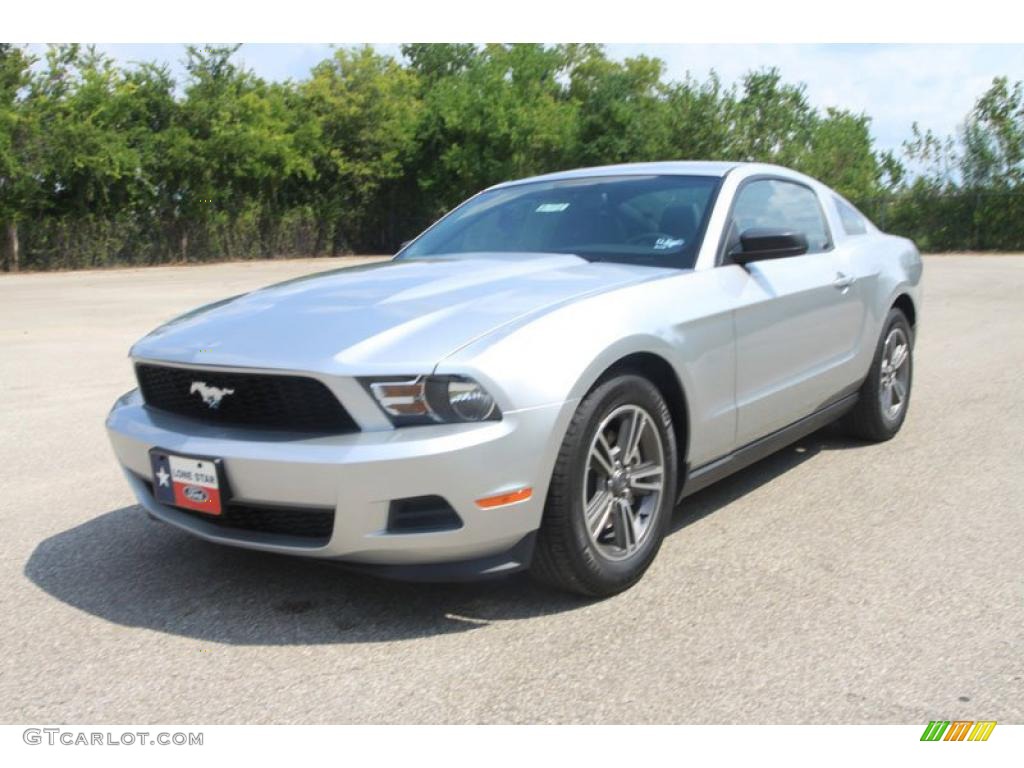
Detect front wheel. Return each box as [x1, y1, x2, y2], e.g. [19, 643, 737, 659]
[531, 374, 678, 597]
[844, 308, 914, 441]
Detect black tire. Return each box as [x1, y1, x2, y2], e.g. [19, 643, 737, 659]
[844, 308, 914, 441]
[530, 373, 678, 597]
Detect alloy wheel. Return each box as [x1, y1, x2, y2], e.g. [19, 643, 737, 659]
[879, 327, 911, 421]
[582, 404, 665, 561]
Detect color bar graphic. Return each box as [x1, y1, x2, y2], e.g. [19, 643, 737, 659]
[921, 720, 996, 742]
[921, 721, 949, 741]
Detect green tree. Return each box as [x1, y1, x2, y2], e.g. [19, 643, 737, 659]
[26, 47, 137, 216]
[566, 46, 672, 165]
[901, 122, 959, 188]
[726, 68, 817, 166]
[0, 44, 34, 270]
[7, 45, 145, 267]
[302, 46, 421, 253]
[400, 43, 477, 83]
[960, 76, 1024, 189]
[114, 60, 185, 262]
[406, 44, 577, 217]
[177, 44, 313, 259]
[877, 150, 905, 192]
[799, 108, 881, 204]
[663, 72, 733, 160]
[7, 42, 1023, 268]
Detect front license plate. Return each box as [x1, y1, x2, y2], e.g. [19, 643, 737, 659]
[149, 450, 225, 516]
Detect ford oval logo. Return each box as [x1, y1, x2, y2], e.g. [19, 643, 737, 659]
[184, 486, 209, 503]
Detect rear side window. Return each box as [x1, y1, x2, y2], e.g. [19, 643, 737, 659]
[731, 179, 831, 253]
[834, 196, 868, 236]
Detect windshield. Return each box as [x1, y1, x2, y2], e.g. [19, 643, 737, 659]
[400, 174, 721, 269]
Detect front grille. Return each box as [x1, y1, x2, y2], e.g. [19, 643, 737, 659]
[135, 363, 359, 433]
[181, 503, 335, 543]
[142, 479, 334, 545]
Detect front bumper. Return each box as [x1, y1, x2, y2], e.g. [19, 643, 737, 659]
[106, 390, 572, 568]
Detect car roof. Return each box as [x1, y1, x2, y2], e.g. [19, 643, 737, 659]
[489, 161, 744, 190]
[488, 161, 832, 193]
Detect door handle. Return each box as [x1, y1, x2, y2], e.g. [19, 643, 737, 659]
[833, 272, 855, 290]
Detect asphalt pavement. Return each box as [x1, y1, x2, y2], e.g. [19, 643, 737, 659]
[0, 254, 1020, 723]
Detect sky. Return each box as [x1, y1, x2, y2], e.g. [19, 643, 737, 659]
[33, 43, 1024, 154]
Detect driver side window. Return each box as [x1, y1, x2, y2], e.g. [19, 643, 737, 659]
[731, 179, 831, 254]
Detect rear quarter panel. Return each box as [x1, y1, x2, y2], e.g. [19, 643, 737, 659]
[844, 231, 923, 381]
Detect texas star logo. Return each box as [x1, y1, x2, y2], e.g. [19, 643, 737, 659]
[190, 381, 235, 409]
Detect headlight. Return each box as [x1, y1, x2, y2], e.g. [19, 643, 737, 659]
[363, 375, 500, 426]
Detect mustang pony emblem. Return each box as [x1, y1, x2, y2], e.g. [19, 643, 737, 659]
[190, 381, 235, 409]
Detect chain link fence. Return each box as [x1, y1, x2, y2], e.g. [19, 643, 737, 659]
[6, 191, 1024, 271]
[10, 208, 418, 271]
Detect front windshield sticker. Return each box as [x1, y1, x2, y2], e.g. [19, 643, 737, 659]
[536, 203, 570, 213]
[653, 237, 685, 250]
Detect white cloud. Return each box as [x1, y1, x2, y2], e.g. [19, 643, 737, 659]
[606, 44, 1024, 151]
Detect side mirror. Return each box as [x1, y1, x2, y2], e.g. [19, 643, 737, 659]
[730, 228, 808, 265]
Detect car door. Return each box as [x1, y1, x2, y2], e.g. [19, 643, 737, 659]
[727, 178, 865, 446]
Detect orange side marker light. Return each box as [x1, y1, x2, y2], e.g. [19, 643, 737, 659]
[476, 487, 533, 509]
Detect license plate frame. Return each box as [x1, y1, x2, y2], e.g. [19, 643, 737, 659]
[148, 448, 230, 516]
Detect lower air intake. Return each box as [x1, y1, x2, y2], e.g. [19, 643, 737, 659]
[387, 496, 463, 533]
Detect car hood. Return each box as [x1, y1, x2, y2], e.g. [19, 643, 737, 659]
[131, 253, 675, 375]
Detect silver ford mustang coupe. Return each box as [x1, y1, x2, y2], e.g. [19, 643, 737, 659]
[106, 161, 922, 596]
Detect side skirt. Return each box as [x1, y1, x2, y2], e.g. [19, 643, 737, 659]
[679, 392, 859, 501]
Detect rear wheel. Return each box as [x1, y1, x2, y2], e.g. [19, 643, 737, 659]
[844, 308, 914, 441]
[531, 374, 678, 597]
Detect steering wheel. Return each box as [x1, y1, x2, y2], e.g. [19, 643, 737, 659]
[626, 232, 679, 247]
